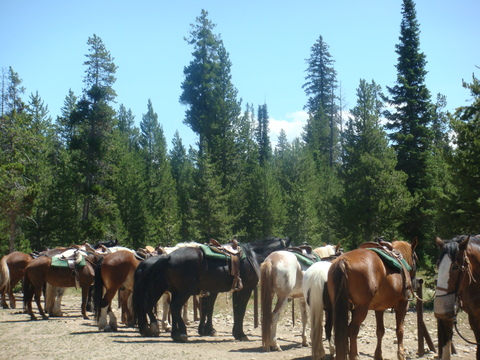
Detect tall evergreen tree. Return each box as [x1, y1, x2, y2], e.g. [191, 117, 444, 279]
[139, 100, 180, 244]
[449, 73, 480, 232]
[69, 34, 119, 241]
[302, 35, 340, 167]
[256, 104, 271, 166]
[384, 0, 435, 252]
[340, 79, 413, 246]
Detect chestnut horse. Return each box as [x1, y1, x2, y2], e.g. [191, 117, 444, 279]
[23, 249, 97, 320]
[0, 251, 33, 309]
[260, 244, 339, 352]
[328, 238, 418, 360]
[434, 235, 480, 360]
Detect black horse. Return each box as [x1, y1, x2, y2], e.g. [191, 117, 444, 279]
[132, 237, 290, 342]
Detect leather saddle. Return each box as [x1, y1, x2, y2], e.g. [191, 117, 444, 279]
[209, 238, 243, 292]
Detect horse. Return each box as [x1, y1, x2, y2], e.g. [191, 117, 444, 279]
[132, 237, 290, 342]
[303, 258, 340, 360]
[328, 238, 418, 360]
[93, 250, 141, 331]
[0, 251, 33, 309]
[23, 248, 98, 320]
[260, 244, 339, 352]
[434, 235, 480, 360]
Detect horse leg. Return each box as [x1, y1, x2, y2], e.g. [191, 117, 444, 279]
[0, 289, 7, 309]
[300, 297, 309, 347]
[374, 310, 385, 360]
[269, 294, 289, 350]
[171, 293, 189, 342]
[34, 287, 48, 320]
[394, 304, 408, 360]
[160, 293, 172, 332]
[98, 287, 118, 331]
[81, 285, 90, 320]
[467, 312, 480, 360]
[349, 307, 368, 360]
[198, 293, 218, 336]
[183, 300, 190, 325]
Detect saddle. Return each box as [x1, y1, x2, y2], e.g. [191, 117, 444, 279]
[359, 240, 413, 298]
[209, 238, 243, 292]
[286, 244, 319, 262]
[51, 249, 86, 270]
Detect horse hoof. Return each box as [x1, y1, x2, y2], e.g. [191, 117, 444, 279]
[209, 329, 217, 336]
[179, 334, 188, 342]
[238, 335, 249, 341]
[42, 315, 49, 320]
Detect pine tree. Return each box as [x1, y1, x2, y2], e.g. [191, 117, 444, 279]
[302, 35, 340, 167]
[69, 34, 119, 241]
[139, 100, 180, 244]
[384, 0, 435, 250]
[340, 79, 413, 246]
[449, 73, 480, 232]
[256, 104, 271, 166]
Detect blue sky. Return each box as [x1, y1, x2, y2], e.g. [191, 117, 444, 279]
[2, 0, 479, 149]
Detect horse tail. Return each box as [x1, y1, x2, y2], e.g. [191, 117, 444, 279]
[45, 283, 56, 314]
[305, 262, 332, 360]
[132, 255, 170, 336]
[260, 260, 274, 351]
[93, 256, 105, 322]
[331, 258, 349, 360]
[0, 255, 10, 294]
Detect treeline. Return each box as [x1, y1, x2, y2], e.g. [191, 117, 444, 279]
[1, 2, 479, 272]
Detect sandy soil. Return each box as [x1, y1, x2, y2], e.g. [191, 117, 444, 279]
[0, 290, 477, 360]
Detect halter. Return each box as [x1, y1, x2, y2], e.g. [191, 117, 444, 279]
[436, 247, 480, 346]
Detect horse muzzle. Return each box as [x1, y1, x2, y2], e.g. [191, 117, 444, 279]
[434, 293, 456, 320]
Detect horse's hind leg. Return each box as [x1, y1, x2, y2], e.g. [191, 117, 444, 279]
[171, 293, 190, 342]
[300, 298, 309, 347]
[198, 293, 218, 336]
[269, 295, 289, 351]
[349, 307, 368, 360]
[374, 310, 385, 360]
[34, 288, 48, 320]
[394, 304, 408, 360]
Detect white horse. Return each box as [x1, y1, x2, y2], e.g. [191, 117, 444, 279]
[260, 244, 339, 351]
[303, 260, 335, 360]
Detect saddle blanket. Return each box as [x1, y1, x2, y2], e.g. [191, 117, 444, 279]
[291, 251, 321, 268]
[198, 244, 246, 260]
[51, 249, 86, 268]
[367, 248, 412, 272]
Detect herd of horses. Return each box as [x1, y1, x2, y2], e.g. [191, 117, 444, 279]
[0, 235, 479, 360]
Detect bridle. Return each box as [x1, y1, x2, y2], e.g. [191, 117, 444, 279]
[436, 248, 480, 346]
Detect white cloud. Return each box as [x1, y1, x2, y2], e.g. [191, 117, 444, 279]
[269, 110, 308, 144]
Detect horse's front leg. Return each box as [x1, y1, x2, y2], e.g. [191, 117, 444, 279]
[300, 298, 309, 347]
[374, 310, 385, 360]
[394, 303, 408, 360]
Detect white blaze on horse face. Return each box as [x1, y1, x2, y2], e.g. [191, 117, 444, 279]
[436, 255, 453, 296]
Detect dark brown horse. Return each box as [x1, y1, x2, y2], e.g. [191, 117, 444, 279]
[328, 238, 418, 360]
[23, 249, 96, 320]
[93, 250, 140, 331]
[0, 251, 33, 309]
[434, 235, 480, 360]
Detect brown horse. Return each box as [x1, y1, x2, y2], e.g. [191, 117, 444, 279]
[0, 251, 33, 309]
[434, 235, 480, 360]
[328, 238, 418, 360]
[93, 250, 140, 331]
[23, 249, 96, 320]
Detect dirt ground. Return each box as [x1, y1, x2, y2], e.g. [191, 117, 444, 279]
[0, 289, 477, 360]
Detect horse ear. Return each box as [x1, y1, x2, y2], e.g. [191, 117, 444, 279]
[459, 236, 470, 251]
[435, 237, 445, 250]
[411, 237, 418, 251]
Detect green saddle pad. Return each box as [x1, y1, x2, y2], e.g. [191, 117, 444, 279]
[368, 248, 412, 272]
[291, 251, 321, 268]
[198, 244, 246, 260]
[51, 255, 86, 268]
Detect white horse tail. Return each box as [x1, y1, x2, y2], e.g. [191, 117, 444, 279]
[0, 255, 10, 293]
[303, 261, 332, 360]
[260, 260, 274, 351]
